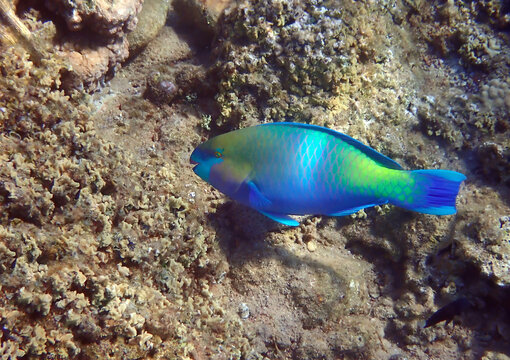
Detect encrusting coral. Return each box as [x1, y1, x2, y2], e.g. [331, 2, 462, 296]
[0, 25, 249, 360]
[213, 0, 361, 127]
[207, 0, 510, 357]
[1, 0, 144, 90]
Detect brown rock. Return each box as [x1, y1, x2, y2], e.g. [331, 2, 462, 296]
[45, 0, 143, 35]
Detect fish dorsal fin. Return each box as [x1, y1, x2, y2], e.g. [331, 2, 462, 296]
[259, 122, 403, 170]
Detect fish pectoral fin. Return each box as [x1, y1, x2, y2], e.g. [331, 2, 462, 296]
[247, 181, 272, 209]
[245, 181, 298, 226]
[258, 210, 300, 226]
[328, 200, 387, 217]
[246, 181, 298, 226]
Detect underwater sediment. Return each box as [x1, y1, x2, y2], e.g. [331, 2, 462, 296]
[0, 0, 509, 359]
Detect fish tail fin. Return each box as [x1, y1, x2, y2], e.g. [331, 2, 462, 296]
[391, 170, 466, 215]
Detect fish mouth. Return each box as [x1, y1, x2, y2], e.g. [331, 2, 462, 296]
[190, 159, 199, 172]
[189, 149, 200, 169]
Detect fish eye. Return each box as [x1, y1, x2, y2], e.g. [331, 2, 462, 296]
[214, 148, 224, 158]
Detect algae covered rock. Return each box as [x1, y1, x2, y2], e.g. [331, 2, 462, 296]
[407, 0, 510, 188]
[43, 0, 143, 89]
[1, 0, 144, 90]
[173, 0, 234, 43]
[213, 0, 382, 127]
[128, 0, 171, 53]
[44, 0, 142, 34]
[145, 63, 208, 104]
[0, 22, 249, 358]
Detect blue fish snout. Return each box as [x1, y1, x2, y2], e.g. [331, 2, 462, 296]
[190, 147, 203, 166]
[190, 146, 224, 183]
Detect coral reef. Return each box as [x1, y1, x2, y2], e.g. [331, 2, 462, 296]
[0, 26, 248, 360]
[0, 0, 46, 63]
[405, 0, 510, 190]
[1, 0, 510, 359]
[210, 0, 425, 132]
[206, 0, 510, 358]
[213, 0, 362, 127]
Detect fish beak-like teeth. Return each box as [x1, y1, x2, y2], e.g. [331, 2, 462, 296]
[190, 158, 198, 165]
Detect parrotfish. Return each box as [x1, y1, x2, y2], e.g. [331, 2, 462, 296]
[190, 122, 466, 226]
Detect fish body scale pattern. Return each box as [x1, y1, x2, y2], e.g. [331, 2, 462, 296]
[222, 125, 421, 213]
[265, 128, 378, 202]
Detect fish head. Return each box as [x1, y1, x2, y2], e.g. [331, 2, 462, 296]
[190, 132, 252, 197]
[190, 138, 225, 183]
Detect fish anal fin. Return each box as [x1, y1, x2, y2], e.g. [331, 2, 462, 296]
[328, 207, 368, 217]
[328, 201, 387, 217]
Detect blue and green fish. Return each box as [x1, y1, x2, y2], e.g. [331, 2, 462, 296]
[190, 122, 466, 226]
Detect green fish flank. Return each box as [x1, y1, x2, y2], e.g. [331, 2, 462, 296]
[190, 123, 466, 225]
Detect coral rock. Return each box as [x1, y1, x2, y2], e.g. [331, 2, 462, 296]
[45, 0, 143, 35]
[60, 38, 129, 90]
[127, 0, 171, 53]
